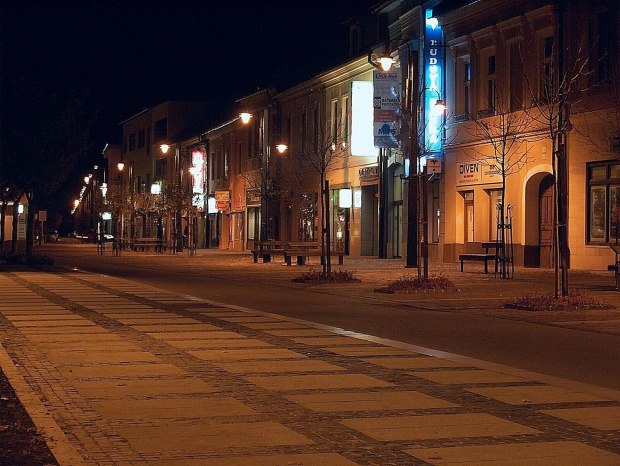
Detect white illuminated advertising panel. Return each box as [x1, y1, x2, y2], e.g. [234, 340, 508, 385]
[351, 81, 376, 157]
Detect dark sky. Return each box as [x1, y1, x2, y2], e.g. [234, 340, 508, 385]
[1, 0, 377, 218]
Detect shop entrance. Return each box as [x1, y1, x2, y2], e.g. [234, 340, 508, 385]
[361, 185, 378, 256]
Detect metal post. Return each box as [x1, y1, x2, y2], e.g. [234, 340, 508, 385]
[176, 144, 183, 253]
[378, 149, 388, 259]
[260, 109, 270, 241]
[406, 174, 418, 268]
[324, 179, 331, 274]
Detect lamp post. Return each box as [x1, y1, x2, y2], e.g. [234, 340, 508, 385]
[240, 112, 287, 242]
[369, 38, 445, 276]
[160, 143, 183, 253]
[369, 38, 416, 263]
[117, 159, 134, 248]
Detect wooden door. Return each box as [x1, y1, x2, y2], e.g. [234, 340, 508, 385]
[539, 176, 554, 268]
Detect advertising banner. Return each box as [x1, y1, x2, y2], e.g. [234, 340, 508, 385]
[214, 190, 230, 211]
[373, 70, 399, 148]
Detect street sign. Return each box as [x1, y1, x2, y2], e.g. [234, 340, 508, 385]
[427, 158, 442, 174]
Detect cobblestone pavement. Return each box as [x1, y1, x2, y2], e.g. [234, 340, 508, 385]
[1, 263, 619, 465]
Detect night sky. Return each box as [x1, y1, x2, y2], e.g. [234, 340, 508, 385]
[2, 0, 377, 221]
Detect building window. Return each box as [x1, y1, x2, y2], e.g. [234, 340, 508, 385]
[342, 95, 349, 145]
[313, 106, 319, 151]
[464, 62, 471, 114]
[540, 36, 554, 99]
[509, 43, 523, 111]
[331, 99, 339, 146]
[301, 110, 307, 153]
[588, 161, 620, 243]
[593, 9, 617, 83]
[154, 118, 167, 142]
[486, 55, 496, 110]
[237, 142, 242, 175]
[456, 59, 471, 118]
[224, 148, 229, 179]
[137, 129, 145, 149]
[129, 133, 136, 151]
[154, 158, 167, 181]
[146, 127, 151, 156]
[286, 116, 292, 153]
[489, 189, 503, 240]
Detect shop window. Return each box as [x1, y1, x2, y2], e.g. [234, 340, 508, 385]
[587, 161, 620, 243]
[231, 212, 244, 242]
[463, 191, 474, 242]
[489, 189, 503, 240]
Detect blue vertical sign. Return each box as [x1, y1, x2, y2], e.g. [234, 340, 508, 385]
[425, 9, 443, 155]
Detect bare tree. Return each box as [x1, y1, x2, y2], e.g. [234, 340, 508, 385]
[523, 30, 590, 297]
[103, 183, 131, 255]
[162, 182, 196, 254]
[467, 93, 535, 278]
[290, 116, 346, 274]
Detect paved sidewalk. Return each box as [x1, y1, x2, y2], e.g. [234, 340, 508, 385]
[1, 265, 619, 464]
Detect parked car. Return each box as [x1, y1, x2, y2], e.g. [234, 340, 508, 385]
[46, 230, 59, 242]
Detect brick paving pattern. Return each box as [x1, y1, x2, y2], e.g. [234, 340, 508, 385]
[0, 267, 619, 465]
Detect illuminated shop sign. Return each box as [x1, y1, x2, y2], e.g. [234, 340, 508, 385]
[190, 150, 205, 194]
[425, 9, 444, 155]
[373, 71, 399, 148]
[214, 190, 230, 211]
[456, 161, 501, 186]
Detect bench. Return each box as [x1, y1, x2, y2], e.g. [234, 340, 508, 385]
[459, 253, 496, 273]
[133, 238, 165, 252]
[251, 241, 287, 263]
[284, 249, 345, 266]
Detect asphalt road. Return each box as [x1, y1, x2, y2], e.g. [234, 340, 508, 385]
[40, 244, 620, 391]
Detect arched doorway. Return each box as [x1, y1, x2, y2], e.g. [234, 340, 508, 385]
[524, 172, 554, 268]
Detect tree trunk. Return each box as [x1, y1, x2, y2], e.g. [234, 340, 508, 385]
[11, 201, 18, 253]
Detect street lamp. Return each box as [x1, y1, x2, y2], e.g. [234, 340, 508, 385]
[117, 158, 134, 248]
[160, 142, 183, 253]
[369, 38, 416, 262]
[240, 112, 287, 242]
[369, 37, 445, 276]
